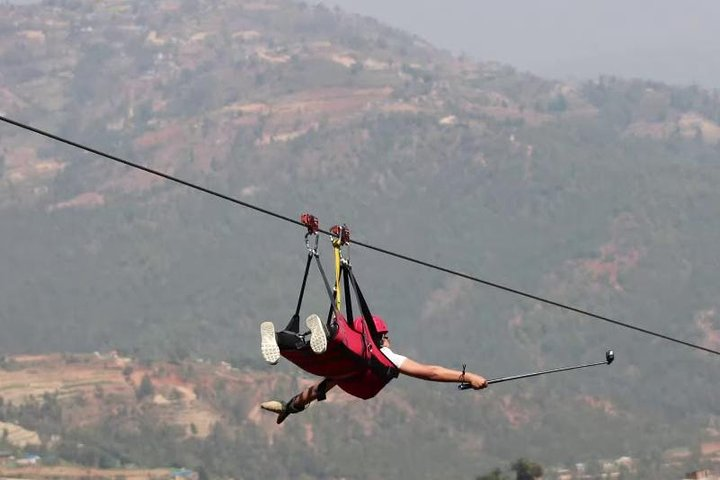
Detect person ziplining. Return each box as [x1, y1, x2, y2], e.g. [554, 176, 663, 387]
[258, 215, 487, 424]
[258, 215, 616, 424]
[261, 311, 491, 423]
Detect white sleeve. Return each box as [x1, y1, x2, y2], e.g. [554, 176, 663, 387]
[380, 346, 407, 368]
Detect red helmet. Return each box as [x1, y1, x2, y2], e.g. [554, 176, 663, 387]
[353, 315, 389, 335]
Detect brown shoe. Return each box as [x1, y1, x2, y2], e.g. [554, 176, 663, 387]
[260, 399, 305, 424]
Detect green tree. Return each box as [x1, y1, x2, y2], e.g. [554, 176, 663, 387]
[617, 464, 632, 480]
[196, 466, 209, 480]
[547, 94, 568, 113]
[510, 459, 543, 480]
[136, 374, 155, 400]
[477, 467, 510, 480]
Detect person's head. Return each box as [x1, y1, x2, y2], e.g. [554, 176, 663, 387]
[373, 315, 390, 347]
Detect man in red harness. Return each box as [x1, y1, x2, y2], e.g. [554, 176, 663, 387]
[259, 314, 488, 424]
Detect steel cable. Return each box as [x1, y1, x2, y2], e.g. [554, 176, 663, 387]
[1, 114, 718, 356]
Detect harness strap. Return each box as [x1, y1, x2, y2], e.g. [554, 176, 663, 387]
[347, 267, 382, 345]
[313, 252, 336, 309]
[285, 252, 314, 333]
[316, 379, 330, 402]
[367, 353, 400, 379]
[325, 353, 398, 383]
[343, 264, 354, 329]
[343, 265, 399, 381]
[313, 251, 344, 333]
[341, 264, 371, 358]
[285, 241, 338, 334]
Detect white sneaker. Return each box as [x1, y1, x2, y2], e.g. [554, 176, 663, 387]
[305, 314, 328, 354]
[260, 321, 281, 365]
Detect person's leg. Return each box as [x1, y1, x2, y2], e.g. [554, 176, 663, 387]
[261, 318, 316, 365]
[276, 330, 305, 349]
[261, 379, 337, 424]
[293, 378, 336, 408]
[261, 313, 336, 365]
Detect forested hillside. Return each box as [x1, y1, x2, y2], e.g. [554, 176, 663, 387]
[0, 0, 719, 478]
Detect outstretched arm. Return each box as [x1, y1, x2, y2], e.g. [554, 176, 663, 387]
[399, 358, 488, 389]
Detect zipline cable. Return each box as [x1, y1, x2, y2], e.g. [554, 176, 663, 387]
[348, 239, 720, 356]
[1, 114, 718, 357]
[0, 116, 305, 228]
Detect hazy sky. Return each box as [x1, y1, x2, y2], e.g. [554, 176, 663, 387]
[323, 0, 720, 88]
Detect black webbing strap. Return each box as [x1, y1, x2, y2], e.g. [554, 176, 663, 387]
[285, 252, 314, 333]
[285, 249, 338, 334]
[338, 266, 400, 382]
[343, 265, 354, 325]
[368, 355, 400, 380]
[316, 379, 330, 401]
[313, 253, 336, 310]
[313, 253, 343, 332]
[326, 303, 335, 326]
[347, 267, 382, 345]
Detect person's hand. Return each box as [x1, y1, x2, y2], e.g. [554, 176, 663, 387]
[466, 373, 488, 390]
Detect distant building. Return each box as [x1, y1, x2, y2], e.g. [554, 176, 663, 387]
[665, 447, 692, 466]
[702, 441, 720, 460]
[16, 453, 40, 466]
[171, 467, 198, 480]
[684, 469, 717, 480]
[0, 451, 14, 466]
[552, 467, 572, 480]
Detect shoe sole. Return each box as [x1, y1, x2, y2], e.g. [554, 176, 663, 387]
[260, 322, 281, 365]
[306, 314, 328, 354]
[260, 400, 285, 414]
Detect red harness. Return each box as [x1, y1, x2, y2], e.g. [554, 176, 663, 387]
[280, 314, 398, 399]
[280, 221, 398, 399]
